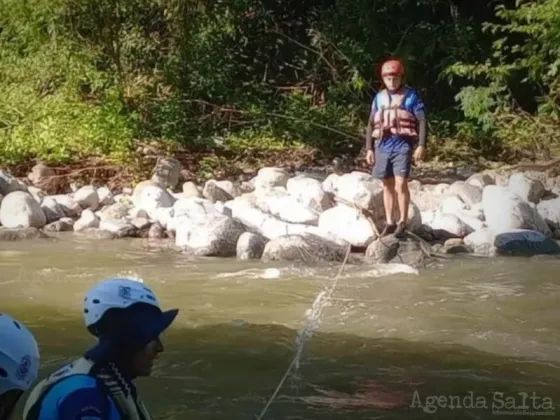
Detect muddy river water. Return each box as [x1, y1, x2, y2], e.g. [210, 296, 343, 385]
[1, 234, 559, 419]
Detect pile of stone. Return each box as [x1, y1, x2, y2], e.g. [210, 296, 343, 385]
[1, 157, 559, 265]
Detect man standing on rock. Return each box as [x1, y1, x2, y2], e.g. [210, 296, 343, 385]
[365, 58, 427, 238]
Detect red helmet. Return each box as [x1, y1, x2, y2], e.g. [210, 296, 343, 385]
[381, 59, 404, 76]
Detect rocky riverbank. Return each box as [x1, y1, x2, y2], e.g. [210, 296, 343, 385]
[1, 157, 559, 266]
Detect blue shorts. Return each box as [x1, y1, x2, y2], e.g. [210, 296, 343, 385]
[372, 148, 412, 179]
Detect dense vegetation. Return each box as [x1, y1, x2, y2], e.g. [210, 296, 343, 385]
[1, 0, 559, 177]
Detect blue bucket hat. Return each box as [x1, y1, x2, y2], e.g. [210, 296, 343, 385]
[82, 278, 178, 360]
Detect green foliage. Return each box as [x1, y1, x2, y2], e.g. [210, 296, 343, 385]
[445, 0, 560, 158]
[0, 0, 136, 164]
[0, 94, 134, 164]
[0, 0, 558, 168]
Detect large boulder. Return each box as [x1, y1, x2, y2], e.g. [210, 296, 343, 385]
[463, 228, 496, 256]
[27, 163, 54, 190]
[227, 198, 319, 240]
[317, 204, 376, 247]
[286, 175, 333, 212]
[537, 197, 560, 234]
[48, 195, 82, 218]
[410, 186, 446, 213]
[330, 171, 384, 211]
[151, 157, 182, 189]
[236, 232, 267, 260]
[507, 172, 546, 204]
[74, 209, 100, 232]
[176, 213, 245, 256]
[429, 211, 472, 239]
[482, 185, 551, 237]
[132, 180, 175, 219]
[494, 229, 560, 256]
[0, 170, 28, 195]
[97, 186, 115, 207]
[173, 197, 245, 256]
[261, 233, 349, 263]
[250, 188, 319, 225]
[97, 202, 132, 221]
[73, 186, 100, 211]
[466, 172, 495, 189]
[203, 179, 236, 202]
[0, 191, 46, 228]
[446, 181, 483, 207]
[40, 197, 67, 223]
[365, 234, 428, 267]
[252, 167, 290, 190]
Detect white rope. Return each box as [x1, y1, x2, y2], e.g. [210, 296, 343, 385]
[254, 243, 353, 420]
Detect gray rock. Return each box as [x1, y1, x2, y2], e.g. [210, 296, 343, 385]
[261, 233, 349, 263]
[0, 227, 48, 241]
[236, 232, 267, 260]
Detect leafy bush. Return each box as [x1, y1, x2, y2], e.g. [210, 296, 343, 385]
[1, 0, 558, 169]
[445, 0, 560, 159]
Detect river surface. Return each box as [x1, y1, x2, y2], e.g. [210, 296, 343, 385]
[1, 234, 560, 419]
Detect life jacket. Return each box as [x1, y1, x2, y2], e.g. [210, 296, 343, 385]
[23, 357, 152, 420]
[371, 88, 418, 140]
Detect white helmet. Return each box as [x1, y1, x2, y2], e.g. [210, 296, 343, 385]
[83, 277, 162, 336]
[0, 313, 40, 396]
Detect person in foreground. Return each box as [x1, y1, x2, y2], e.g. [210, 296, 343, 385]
[365, 58, 428, 238]
[0, 313, 40, 420]
[23, 277, 179, 420]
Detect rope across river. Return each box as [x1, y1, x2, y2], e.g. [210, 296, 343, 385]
[254, 242, 352, 420]
[253, 195, 456, 419]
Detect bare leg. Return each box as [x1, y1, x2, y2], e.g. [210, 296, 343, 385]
[394, 176, 410, 225]
[393, 176, 410, 238]
[383, 177, 396, 224]
[380, 177, 397, 236]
